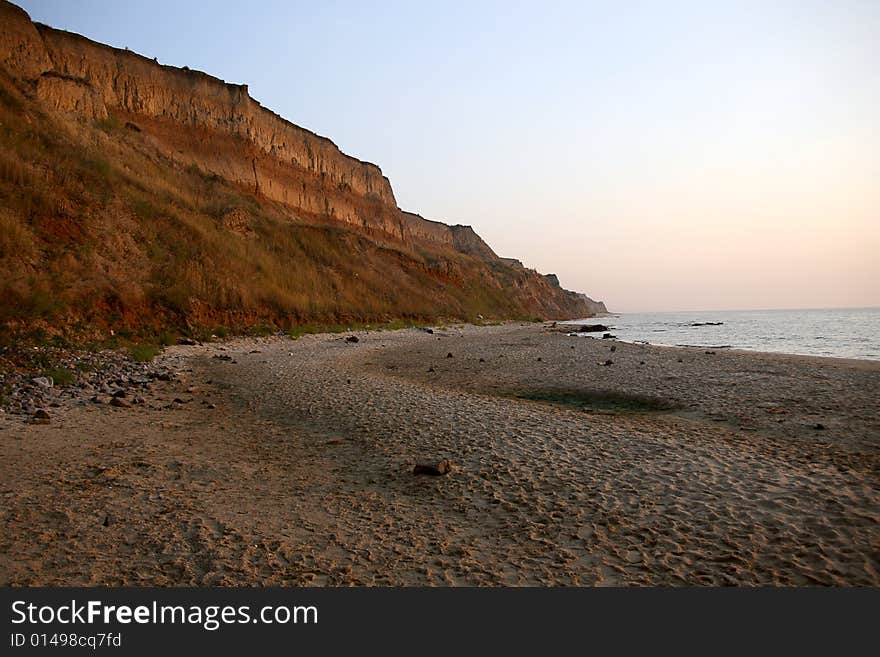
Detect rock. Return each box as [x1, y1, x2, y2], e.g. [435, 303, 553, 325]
[157, 372, 174, 381]
[32, 376, 53, 389]
[602, 333, 617, 339]
[677, 358, 683, 363]
[601, 360, 613, 366]
[345, 336, 359, 343]
[33, 409, 50, 420]
[577, 324, 610, 333]
[90, 395, 106, 404]
[207, 403, 217, 409]
[173, 397, 188, 404]
[610, 345, 616, 352]
[132, 395, 146, 405]
[177, 338, 198, 346]
[413, 460, 452, 476]
[479, 358, 485, 363]
[420, 327, 434, 334]
[110, 397, 130, 408]
[639, 361, 645, 365]
[102, 515, 110, 527]
[814, 423, 826, 430]
[112, 389, 127, 398]
[537, 357, 542, 362]
[446, 352, 453, 358]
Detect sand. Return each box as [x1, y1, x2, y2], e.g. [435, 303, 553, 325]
[1, 323, 877, 585]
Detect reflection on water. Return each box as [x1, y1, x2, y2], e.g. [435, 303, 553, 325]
[564, 307, 880, 361]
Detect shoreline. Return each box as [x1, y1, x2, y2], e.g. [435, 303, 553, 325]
[1, 323, 878, 585]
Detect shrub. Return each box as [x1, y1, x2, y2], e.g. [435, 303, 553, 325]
[42, 366, 75, 386]
[128, 343, 161, 362]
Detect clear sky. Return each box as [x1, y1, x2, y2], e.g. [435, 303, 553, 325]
[18, 0, 879, 312]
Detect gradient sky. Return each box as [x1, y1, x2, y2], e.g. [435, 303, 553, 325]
[19, 0, 879, 312]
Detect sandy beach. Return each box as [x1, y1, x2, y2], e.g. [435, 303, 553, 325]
[1, 323, 878, 586]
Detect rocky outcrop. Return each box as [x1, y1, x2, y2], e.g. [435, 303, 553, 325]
[577, 293, 609, 315]
[0, 0, 604, 320]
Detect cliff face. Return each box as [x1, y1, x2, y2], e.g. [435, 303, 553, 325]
[0, 0, 599, 326]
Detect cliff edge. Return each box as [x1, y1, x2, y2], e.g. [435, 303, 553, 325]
[0, 0, 600, 332]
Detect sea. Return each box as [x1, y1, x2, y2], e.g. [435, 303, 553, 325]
[564, 307, 880, 361]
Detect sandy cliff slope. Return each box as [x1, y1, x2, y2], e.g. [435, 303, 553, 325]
[0, 0, 601, 336]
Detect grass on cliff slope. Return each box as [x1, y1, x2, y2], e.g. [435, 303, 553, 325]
[0, 74, 550, 349]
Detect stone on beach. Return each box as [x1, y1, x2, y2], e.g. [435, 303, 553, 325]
[413, 460, 452, 476]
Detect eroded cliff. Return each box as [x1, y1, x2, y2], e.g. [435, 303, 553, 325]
[0, 0, 597, 331]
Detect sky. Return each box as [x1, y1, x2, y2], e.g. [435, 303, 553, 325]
[18, 0, 879, 312]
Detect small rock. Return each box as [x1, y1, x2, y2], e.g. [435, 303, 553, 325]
[110, 397, 130, 408]
[705, 350, 716, 355]
[537, 357, 542, 362]
[102, 515, 110, 527]
[601, 359, 613, 366]
[446, 352, 453, 358]
[33, 409, 50, 420]
[420, 327, 434, 334]
[639, 361, 645, 365]
[413, 460, 452, 476]
[345, 336, 359, 343]
[133, 396, 146, 405]
[91, 395, 106, 404]
[814, 423, 826, 430]
[577, 324, 609, 333]
[479, 358, 485, 363]
[177, 338, 198, 346]
[32, 376, 53, 389]
[677, 358, 683, 363]
[610, 345, 616, 352]
[157, 372, 174, 381]
[207, 403, 217, 410]
[112, 389, 127, 398]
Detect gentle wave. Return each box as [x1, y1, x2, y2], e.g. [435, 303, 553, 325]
[565, 307, 880, 361]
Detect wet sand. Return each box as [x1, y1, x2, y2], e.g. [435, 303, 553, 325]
[1, 323, 878, 585]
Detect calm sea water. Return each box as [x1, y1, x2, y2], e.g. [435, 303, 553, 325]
[565, 307, 880, 361]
